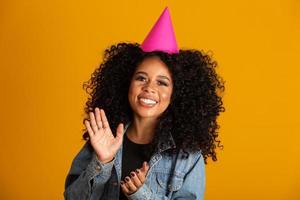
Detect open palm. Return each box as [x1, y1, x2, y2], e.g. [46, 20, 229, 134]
[84, 107, 124, 164]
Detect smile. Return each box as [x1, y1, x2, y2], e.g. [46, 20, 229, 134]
[138, 98, 158, 107]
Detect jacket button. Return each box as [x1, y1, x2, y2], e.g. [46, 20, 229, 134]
[95, 165, 101, 171]
[112, 182, 118, 186]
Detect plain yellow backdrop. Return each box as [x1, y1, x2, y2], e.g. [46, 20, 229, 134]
[0, 0, 299, 199]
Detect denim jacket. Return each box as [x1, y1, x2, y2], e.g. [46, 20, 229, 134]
[64, 122, 206, 200]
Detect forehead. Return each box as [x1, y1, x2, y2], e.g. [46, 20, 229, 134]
[135, 56, 171, 77]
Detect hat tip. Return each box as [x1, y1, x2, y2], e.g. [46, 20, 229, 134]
[163, 6, 170, 13]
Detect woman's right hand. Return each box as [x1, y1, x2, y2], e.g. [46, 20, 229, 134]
[84, 107, 124, 164]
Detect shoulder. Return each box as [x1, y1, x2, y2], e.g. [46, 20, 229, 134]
[68, 141, 94, 174]
[177, 149, 204, 172]
[166, 148, 203, 164]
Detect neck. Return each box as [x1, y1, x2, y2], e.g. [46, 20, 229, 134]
[126, 115, 157, 144]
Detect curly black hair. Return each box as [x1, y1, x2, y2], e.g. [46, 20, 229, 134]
[81, 42, 225, 164]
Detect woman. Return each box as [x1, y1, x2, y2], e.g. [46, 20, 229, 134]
[64, 7, 225, 200]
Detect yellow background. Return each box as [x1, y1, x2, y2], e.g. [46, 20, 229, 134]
[0, 0, 299, 199]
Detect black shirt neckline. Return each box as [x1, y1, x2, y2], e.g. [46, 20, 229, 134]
[124, 133, 151, 146]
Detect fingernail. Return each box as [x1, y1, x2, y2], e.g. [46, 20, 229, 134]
[125, 177, 130, 182]
[136, 169, 140, 174]
[120, 181, 124, 185]
[130, 172, 135, 177]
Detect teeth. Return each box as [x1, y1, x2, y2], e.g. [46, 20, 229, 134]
[139, 98, 157, 104]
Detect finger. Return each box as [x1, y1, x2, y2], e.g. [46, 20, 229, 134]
[95, 107, 103, 129]
[84, 120, 95, 137]
[141, 161, 150, 174]
[129, 171, 142, 188]
[115, 123, 124, 144]
[135, 169, 145, 183]
[124, 176, 137, 193]
[120, 181, 130, 195]
[100, 109, 110, 129]
[89, 112, 99, 133]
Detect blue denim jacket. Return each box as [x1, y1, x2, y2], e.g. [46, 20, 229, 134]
[64, 122, 206, 200]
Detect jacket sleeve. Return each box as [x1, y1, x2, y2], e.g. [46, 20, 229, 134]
[127, 152, 206, 200]
[63, 143, 115, 200]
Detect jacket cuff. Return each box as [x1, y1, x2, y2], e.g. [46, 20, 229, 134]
[86, 152, 115, 182]
[127, 183, 152, 200]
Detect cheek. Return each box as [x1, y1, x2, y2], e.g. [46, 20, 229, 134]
[128, 83, 141, 102]
[160, 90, 172, 103]
[128, 83, 137, 95]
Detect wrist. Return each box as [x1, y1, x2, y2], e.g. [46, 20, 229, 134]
[97, 156, 114, 164]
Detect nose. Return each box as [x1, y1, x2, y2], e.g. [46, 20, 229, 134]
[142, 82, 156, 93]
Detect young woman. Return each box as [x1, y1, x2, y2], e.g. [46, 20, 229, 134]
[64, 7, 225, 200]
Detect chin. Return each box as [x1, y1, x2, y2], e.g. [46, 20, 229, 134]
[134, 109, 159, 119]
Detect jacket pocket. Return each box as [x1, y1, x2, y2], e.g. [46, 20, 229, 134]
[156, 172, 184, 192]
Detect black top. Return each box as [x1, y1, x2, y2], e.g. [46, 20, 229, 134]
[119, 133, 151, 199]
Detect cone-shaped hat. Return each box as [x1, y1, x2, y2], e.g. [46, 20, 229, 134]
[141, 7, 179, 54]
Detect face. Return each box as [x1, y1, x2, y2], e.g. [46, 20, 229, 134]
[128, 56, 173, 120]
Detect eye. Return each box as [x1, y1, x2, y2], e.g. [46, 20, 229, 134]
[135, 75, 146, 81]
[157, 80, 168, 86]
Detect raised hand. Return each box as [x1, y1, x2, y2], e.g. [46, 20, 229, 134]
[120, 161, 150, 196]
[84, 107, 124, 164]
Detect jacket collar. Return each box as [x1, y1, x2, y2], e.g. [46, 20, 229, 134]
[157, 130, 176, 152]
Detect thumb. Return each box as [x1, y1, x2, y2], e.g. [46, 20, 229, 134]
[115, 123, 124, 144]
[141, 161, 150, 173]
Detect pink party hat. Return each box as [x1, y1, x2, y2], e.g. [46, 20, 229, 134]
[141, 7, 179, 54]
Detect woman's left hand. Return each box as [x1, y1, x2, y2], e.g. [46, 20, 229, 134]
[120, 161, 150, 196]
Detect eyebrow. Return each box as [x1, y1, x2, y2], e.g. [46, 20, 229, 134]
[135, 71, 171, 82]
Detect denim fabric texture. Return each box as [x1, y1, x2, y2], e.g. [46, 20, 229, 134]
[64, 122, 206, 200]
